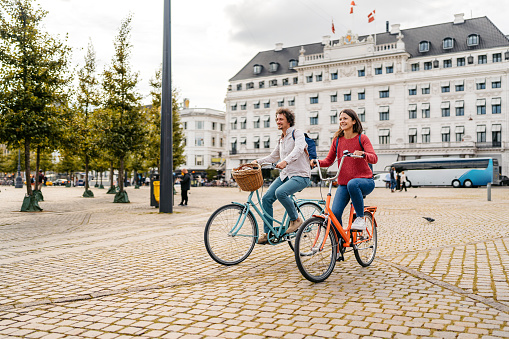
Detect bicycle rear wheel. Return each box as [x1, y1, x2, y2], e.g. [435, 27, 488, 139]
[353, 212, 377, 267]
[204, 204, 256, 265]
[294, 217, 337, 283]
[288, 202, 323, 251]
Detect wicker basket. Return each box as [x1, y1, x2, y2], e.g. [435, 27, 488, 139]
[232, 163, 263, 191]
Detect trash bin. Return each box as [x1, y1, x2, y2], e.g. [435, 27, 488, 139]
[153, 181, 160, 203]
[150, 173, 160, 207]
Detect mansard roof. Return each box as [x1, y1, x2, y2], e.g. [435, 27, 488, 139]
[229, 16, 509, 82]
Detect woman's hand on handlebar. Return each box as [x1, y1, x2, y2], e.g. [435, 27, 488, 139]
[353, 150, 365, 157]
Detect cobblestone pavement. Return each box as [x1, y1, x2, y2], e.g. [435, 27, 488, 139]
[0, 184, 508, 338]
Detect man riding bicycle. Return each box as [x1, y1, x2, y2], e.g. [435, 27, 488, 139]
[253, 108, 311, 244]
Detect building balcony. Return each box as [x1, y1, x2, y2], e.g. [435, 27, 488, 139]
[475, 141, 502, 148]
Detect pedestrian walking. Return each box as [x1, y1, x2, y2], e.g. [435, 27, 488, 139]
[399, 171, 408, 192]
[390, 167, 397, 192]
[179, 168, 191, 206]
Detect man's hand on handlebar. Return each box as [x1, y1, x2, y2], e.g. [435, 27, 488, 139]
[310, 159, 318, 168]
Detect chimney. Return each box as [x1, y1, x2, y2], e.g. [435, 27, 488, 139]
[390, 24, 400, 35]
[184, 98, 189, 108]
[322, 35, 331, 46]
[386, 21, 389, 33]
[453, 13, 465, 24]
[275, 43, 283, 51]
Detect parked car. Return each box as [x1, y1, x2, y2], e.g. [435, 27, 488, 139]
[373, 172, 390, 188]
[54, 179, 68, 186]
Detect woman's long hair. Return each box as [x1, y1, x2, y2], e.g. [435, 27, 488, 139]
[332, 108, 364, 140]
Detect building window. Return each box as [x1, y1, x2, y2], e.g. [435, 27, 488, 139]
[422, 104, 430, 118]
[358, 69, 365, 77]
[409, 88, 417, 95]
[379, 90, 389, 98]
[277, 99, 284, 107]
[212, 137, 215, 146]
[422, 128, 430, 143]
[236, 84, 242, 91]
[196, 121, 204, 129]
[330, 94, 337, 102]
[240, 103, 247, 110]
[195, 155, 203, 166]
[263, 137, 270, 148]
[330, 111, 338, 124]
[253, 64, 262, 74]
[478, 55, 487, 64]
[477, 99, 486, 115]
[282, 78, 289, 86]
[456, 127, 464, 142]
[419, 41, 430, 52]
[293, 77, 298, 84]
[467, 34, 479, 46]
[443, 59, 452, 68]
[476, 81, 486, 90]
[240, 119, 246, 129]
[422, 86, 430, 94]
[310, 96, 319, 104]
[230, 119, 237, 130]
[424, 62, 432, 70]
[409, 109, 417, 119]
[288, 98, 295, 106]
[331, 72, 338, 80]
[231, 140, 237, 153]
[493, 53, 502, 63]
[253, 117, 260, 129]
[269, 62, 279, 72]
[315, 73, 322, 82]
[254, 102, 260, 109]
[441, 102, 450, 117]
[183, 122, 187, 130]
[220, 124, 224, 131]
[289, 59, 298, 69]
[409, 134, 417, 143]
[344, 93, 351, 101]
[492, 80, 501, 88]
[442, 130, 450, 142]
[386, 66, 394, 74]
[240, 138, 247, 146]
[246, 82, 254, 89]
[443, 38, 454, 49]
[455, 103, 464, 116]
[375, 67, 382, 75]
[309, 111, 319, 125]
[195, 137, 204, 146]
[379, 107, 389, 121]
[455, 84, 464, 91]
[441, 85, 450, 93]
[358, 92, 365, 100]
[269, 79, 277, 87]
[231, 104, 237, 111]
[306, 75, 313, 83]
[259, 81, 265, 88]
[263, 116, 270, 128]
[493, 126, 502, 146]
[477, 125, 486, 142]
[254, 139, 260, 149]
[212, 122, 216, 130]
[358, 110, 365, 122]
[457, 57, 465, 66]
[379, 129, 390, 145]
[492, 98, 501, 114]
[411, 63, 419, 71]
[263, 101, 270, 108]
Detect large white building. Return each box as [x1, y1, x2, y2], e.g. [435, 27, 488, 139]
[225, 14, 509, 179]
[179, 105, 226, 174]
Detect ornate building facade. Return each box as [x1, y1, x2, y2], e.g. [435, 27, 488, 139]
[225, 14, 509, 180]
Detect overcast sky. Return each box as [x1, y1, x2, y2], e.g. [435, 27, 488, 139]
[37, 0, 509, 111]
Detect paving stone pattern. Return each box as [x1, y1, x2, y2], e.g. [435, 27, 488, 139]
[0, 185, 508, 338]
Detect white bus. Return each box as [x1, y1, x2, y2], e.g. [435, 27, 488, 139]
[390, 158, 500, 188]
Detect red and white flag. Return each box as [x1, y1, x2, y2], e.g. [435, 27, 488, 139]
[368, 10, 376, 23]
[332, 19, 335, 34]
[350, 0, 355, 14]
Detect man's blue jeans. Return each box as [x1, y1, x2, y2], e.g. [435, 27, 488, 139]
[261, 176, 310, 233]
[390, 179, 397, 190]
[331, 178, 375, 226]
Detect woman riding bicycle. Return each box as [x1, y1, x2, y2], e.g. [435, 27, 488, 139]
[311, 108, 377, 231]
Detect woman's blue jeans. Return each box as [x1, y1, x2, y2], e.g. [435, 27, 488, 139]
[331, 178, 375, 226]
[261, 176, 310, 233]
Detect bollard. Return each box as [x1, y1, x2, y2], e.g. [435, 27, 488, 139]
[487, 182, 491, 201]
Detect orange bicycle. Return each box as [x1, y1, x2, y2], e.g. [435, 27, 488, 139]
[294, 150, 378, 282]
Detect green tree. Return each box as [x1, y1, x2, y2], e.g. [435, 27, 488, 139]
[146, 68, 186, 172]
[101, 14, 144, 202]
[0, 0, 71, 210]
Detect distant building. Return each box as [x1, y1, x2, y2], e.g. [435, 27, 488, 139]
[179, 101, 226, 176]
[225, 14, 509, 180]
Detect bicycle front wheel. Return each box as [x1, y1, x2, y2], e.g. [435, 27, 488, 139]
[204, 204, 256, 265]
[353, 212, 377, 267]
[295, 217, 337, 283]
[288, 202, 323, 251]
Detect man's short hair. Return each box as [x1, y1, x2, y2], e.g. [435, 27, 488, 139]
[275, 108, 295, 127]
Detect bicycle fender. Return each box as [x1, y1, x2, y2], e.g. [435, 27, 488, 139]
[230, 202, 259, 231]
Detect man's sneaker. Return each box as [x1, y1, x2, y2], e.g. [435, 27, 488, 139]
[285, 217, 303, 234]
[257, 233, 268, 245]
[351, 217, 366, 231]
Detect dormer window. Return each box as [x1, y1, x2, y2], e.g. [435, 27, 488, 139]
[419, 41, 430, 53]
[253, 64, 262, 74]
[467, 34, 479, 46]
[289, 59, 298, 69]
[443, 37, 454, 49]
[269, 62, 279, 72]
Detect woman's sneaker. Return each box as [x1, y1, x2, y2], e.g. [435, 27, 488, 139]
[351, 217, 366, 231]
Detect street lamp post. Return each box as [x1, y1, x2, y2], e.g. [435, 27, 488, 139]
[15, 149, 23, 188]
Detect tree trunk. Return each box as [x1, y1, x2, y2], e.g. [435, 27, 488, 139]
[134, 169, 138, 186]
[119, 158, 124, 192]
[110, 161, 114, 186]
[85, 155, 89, 190]
[24, 138, 32, 196]
[35, 147, 41, 190]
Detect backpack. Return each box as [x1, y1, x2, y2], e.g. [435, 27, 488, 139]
[335, 134, 374, 176]
[292, 130, 317, 160]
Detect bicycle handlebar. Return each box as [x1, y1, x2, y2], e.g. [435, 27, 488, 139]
[313, 151, 363, 182]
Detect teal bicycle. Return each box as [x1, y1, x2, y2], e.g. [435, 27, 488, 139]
[204, 164, 323, 266]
